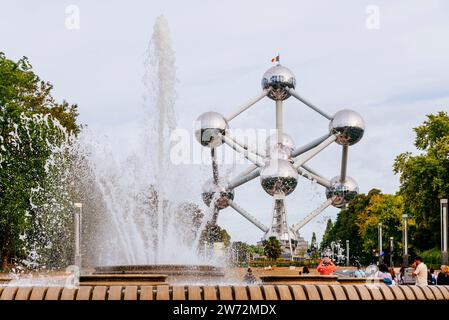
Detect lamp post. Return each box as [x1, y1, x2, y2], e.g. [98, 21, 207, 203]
[378, 223, 383, 264]
[402, 214, 408, 267]
[389, 237, 394, 267]
[441, 199, 448, 265]
[74, 202, 82, 268]
[346, 240, 350, 266]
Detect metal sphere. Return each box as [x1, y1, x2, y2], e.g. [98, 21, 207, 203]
[261, 65, 296, 101]
[260, 159, 298, 196]
[195, 112, 228, 148]
[265, 133, 295, 159]
[201, 178, 234, 210]
[329, 109, 365, 146]
[325, 176, 359, 208]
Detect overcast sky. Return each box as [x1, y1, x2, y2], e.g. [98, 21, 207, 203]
[1, 0, 448, 245]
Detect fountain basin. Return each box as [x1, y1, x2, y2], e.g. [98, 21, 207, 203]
[89, 265, 225, 284]
[80, 274, 168, 286]
[260, 275, 339, 285]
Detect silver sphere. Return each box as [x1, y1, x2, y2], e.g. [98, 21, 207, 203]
[329, 109, 365, 146]
[265, 133, 295, 159]
[201, 178, 234, 210]
[325, 176, 359, 208]
[195, 112, 228, 148]
[261, 65, 296, 101]
[260, 159, 298, 196]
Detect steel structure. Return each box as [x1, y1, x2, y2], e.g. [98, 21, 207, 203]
[195, 63, 365, 256]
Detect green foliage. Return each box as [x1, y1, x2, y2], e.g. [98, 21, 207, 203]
[248, 245, 264, 257]
[416, 247, 441, 269]
[320, 189, 406, 264]
[320, 219, 334, 250]
[200, 223, 231, 247]
[394, 111, 449, 251]
[262, 236, 281, 260]
[230, 241, 250, 264]
[0, 52, 79, 269]
[0, 52, 79, 135]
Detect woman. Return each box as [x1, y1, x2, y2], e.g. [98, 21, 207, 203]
[317, 257, 337, 276]
[437, 265, 449, 285]
[397, 266, 405, 285]
[375, 264, 393, 284]
[388, 267, 396, 283]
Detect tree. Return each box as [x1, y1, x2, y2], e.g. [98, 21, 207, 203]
[230, 241, 250, 264]
[320, 219, 334, 251]
[263, 236, 281, 261]
[320, 189, 406, 264]
[310, 232, 317, 252]
[200, 223, 231, 247]
[356, 192, 405, 263]
[0, 53, 79, 269]
[394, 111, 449, 251]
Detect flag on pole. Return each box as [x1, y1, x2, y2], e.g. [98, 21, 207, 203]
[271, 55, 280, 63]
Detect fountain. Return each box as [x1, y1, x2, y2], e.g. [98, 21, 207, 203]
[73, 16, 225, 285]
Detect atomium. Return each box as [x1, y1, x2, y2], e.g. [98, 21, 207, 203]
[196, 60, 365, 257]
[329, 109, 365, 146]
[201, 178, 234, 210]
[261, 65, 296, 101]
[195, 112, 228, 148]
[325, 176, 359, 208]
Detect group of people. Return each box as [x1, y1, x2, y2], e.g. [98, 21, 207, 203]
[242, 256, 449, 285]
[372, 256, 449, 286]
[317, 255, 449, 286]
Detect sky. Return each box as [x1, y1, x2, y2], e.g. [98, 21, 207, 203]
[1, 0, 449, 245]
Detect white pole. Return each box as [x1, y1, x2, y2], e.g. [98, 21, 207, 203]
[288, 88, 333, 120]
[390, 237, 394, 267]
[403, 214, 408, 267]
[225, 89, 269, 122]
[346, 240, 350, 266]
[442, 199, 448, 265]
[378, 223, 383, 264]
[340, 145, 348, 183]
[293, 135, 337, 169]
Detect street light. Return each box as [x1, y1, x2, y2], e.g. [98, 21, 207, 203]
[346, 240, 350, 266]
[402, 213, 408, 267]
[389, 237, 394, 267]
[74, 203, 82, 268]
[378, 223, 383, 264]
[441, 199, 448, 265]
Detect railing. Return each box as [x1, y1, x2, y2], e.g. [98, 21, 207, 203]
[1, 284, 448, 300]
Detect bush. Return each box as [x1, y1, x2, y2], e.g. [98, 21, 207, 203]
[417, 247, 442, 269]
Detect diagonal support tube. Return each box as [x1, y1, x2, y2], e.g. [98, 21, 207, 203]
[340, 145, 348, 183]
[291, 198, 333, 233]
[293, 134, 337, 169]
[228, 168, 261, 190]
[229, 201, 269, 232]
[291, 133, 332, 158]
[226, 135, 266, 159]
[225, 89, 270, 122]
[223, 134, 265, 167]
[288, 88, 333, 120]
[297, 166, 331, 188]
[234, 164, 258, 180]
